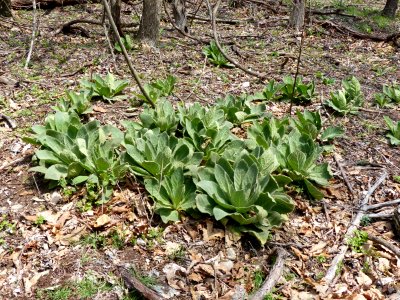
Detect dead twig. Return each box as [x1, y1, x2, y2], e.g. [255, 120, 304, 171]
[321, 171, 387, 290]
[0, 151, 34, 171]
[364, 199, 400, 211]
[102, 0, 154, 107]
[333, 153, 355, 199]
[250, 247, 289, 300]
[60, 62, 94, 77]
[205, 0, 266, 79]
[119, 267, 162, 300]
[368, 233, 400, 257]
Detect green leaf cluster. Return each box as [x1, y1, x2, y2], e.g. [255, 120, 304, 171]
[215, 94, 268, 125]
[324, 76, 363, 115]
[114, 35, 134, 53]
[196, 154, 295, 244]
[80, 73, 129, 102]
[135, 75, 176, 104]
[383, 116, 400, 146]
[202, 41, 234, 68]
[374, 83, 400, 107]
[52, 91, 93, 115]
[252, 76, 315, 104]
[26, 112, 127, 203]
[248, 114, 334, 200]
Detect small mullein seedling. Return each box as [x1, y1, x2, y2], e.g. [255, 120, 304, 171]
[280, 76, 315, 104]
[324, 76, 363, 115]
[52, 91, 93, 115]
[383, 116, 400, 146]
[383, 83, 400, 103]
[114, 35, 134, 53]
[374, 93, 392, 108]
[135, 75, 177, 104]
[202, 40, 234, 68]
[80, 73, 129, 102]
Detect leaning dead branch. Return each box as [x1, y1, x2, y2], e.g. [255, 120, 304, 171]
[205, 0, 267, 80]
[25, 0, 38, 69]
[163, 0, 210, 44]
[102, 0, 154, 107]
[250, 247, 289, 300]
[322, 171, 387, 288]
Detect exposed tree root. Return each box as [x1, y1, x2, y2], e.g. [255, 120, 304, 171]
[54, 19, 102, 35]
[119, 267, 162, 300]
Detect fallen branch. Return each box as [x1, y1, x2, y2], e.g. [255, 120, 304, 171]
[333, 153, 355, 199]
[102, 0, 154, 107]
[365, 213, 393, 220]
[205, 0, 266, 80]
[368, 233, 400, 257]
[54, 19, 102, 35]
[320, 20, 400, 46]
[322, 171, 387, 289]
[187, 13, 253, 24]
[119, 267, 162, 300]
[250, 247, 289, 300]
[0, 76, 19, 86]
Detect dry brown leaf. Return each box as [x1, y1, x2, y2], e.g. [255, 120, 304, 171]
[356, 272, 372, 288]
[196, 263, 214, 276]
[94, 214, 111, 228]
[308, 241, 327, 254]
[93, 105, 107, 112]
[187, 272, 203, 282]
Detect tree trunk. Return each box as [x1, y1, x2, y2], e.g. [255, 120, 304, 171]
[138, 0, 161, 46]
[172, 0, 187, 33]
[289, 0, 305, 31]
[110, 0, 123, 41]
[382, 0, 398, 18]
[0, 0, 12, 16]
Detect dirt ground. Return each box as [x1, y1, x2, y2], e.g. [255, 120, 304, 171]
[1, 1, 400, 299]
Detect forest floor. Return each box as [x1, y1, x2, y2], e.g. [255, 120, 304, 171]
[1, 1, 400, 299]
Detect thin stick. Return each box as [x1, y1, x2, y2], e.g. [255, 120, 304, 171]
[25, 0, 38, 69]
[205, 0, 266, 79]
[368, 233, 400, 257]
[288, 31, 305, 115]
[101, 0, 154, 107]
[364, 199, 400, 211]
[0, 151, 33, 171]
[365, 213, 393, 219]
[250, 248, 289, 300]
[333, 153, 355, 199]
[322, 171, 387, 287]
[103, 23, 120, 75]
